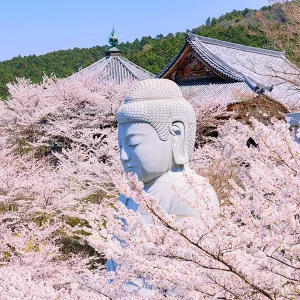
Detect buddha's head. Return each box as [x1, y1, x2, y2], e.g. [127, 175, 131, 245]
[117, 79, 196, 184]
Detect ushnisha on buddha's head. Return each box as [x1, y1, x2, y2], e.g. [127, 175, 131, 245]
[117, 79, 196, 184]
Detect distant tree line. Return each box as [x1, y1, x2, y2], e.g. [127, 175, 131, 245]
[0, 5, 290, 99]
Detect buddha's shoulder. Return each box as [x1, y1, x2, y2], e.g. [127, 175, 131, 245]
[170, 170, 219, 208]
[169, 170, 212, 189]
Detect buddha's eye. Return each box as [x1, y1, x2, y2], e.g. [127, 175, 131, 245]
[128, 137, 142, 147]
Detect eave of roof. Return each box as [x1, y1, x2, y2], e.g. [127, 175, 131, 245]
[187, 33, 245, 81]
[157, 32, 281, 93]
[157, 33, 245, 81]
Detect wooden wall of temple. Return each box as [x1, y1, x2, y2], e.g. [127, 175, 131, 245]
[164, 45, 219, 81]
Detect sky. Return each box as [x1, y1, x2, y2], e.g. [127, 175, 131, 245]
[0, 0, 270, 62]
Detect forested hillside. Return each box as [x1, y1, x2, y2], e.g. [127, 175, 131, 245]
[0, 5, 287, 98]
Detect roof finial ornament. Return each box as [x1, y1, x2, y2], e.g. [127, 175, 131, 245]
[106, 25, 123, 57]
[108, 25, 119, 47]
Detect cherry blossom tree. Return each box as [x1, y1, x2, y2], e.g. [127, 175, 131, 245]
[0, 75, 131, 299]
[86, 117, 299, 299]
[0, 74, 300, 299]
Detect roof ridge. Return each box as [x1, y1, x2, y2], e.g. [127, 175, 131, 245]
[84, 56, 108, 71]
[281, 56, 300, 72]
[67, 57, 108, 79]
[113, 56, 140, 80]
[68, 55, 154, 82]
[189, 33, 285, 58]
[119, 56, 155, 77]
[187, 34, 245, 81]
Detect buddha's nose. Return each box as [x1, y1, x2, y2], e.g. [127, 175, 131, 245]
[120, 146, 130, 162]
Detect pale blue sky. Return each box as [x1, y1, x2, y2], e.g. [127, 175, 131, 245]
[0, 0, 269, 62]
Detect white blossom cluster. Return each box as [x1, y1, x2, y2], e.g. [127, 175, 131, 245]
[0, 75, 299, 299]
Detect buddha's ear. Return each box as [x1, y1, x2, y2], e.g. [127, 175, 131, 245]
[170, 120, 189, 165]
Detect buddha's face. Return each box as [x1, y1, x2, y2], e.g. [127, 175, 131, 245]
[118, 123, 172, 183]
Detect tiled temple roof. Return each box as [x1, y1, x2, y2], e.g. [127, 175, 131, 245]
[158, 33, 300, 106]
[69, 55, 154, 83]
[69, 26, 154, 83]
[178, 78, 251, 103]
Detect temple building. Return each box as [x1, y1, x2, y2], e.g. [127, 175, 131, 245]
[70, 27, 154, 83]
[158, 32, 300, 106]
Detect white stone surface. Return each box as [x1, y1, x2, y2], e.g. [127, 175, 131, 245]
[117, 79, 219, 221]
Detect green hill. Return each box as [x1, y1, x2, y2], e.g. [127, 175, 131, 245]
[0, 5, 285, 99]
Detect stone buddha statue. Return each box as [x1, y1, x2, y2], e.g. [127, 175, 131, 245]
[106, 79, 219, 292]
[116, 79, 219, 222]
